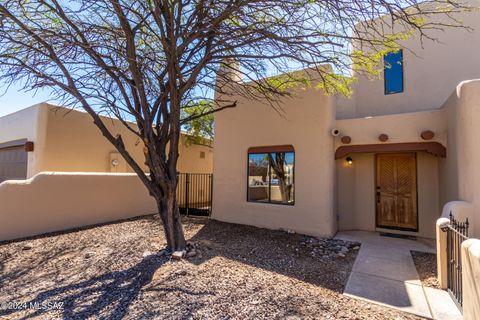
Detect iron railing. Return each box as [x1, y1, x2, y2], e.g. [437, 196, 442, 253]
[177, 173, 213, 216]
[441, 212, 469, 309]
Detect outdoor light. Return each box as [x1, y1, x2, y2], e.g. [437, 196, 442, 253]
[346, 156, 353, 165]
[111, 159, 119, 167]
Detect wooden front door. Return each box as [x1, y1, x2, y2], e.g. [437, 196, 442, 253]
[376, 153, 418, 231]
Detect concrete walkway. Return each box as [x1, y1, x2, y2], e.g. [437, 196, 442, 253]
[335, 231, 462, 320]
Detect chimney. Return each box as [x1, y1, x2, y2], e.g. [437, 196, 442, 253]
[215, 58, 242, 90]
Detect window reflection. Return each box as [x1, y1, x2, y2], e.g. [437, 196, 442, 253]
[248, 151, 294, 205]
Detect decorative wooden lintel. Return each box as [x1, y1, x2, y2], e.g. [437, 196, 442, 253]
[335, 142, 446, 159]
[248, 145, 294, 154]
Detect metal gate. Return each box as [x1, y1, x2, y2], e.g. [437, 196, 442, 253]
[177, 173, 213, 216]
[442, 213, 469, 309]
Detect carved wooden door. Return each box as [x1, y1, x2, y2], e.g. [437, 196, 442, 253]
[376, 153, 418, 230]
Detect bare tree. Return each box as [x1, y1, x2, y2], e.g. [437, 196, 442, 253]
[0, 0, 469, 252]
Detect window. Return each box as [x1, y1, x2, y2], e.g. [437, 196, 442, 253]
[247, 145, 294, 205]
[384, 50, 404, 94]
[200, 151, 206, 159]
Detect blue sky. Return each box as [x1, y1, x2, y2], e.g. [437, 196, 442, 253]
[0, 83, 56, 117]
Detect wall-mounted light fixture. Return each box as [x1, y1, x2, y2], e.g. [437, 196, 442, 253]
[111, 159, 119, 167]
[346, 156, 353, 165]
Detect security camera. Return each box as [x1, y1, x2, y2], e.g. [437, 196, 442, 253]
[331, 128, 341, 137]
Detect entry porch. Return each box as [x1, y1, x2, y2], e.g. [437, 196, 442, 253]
[336, 148, 443, 239]
[335, 230, 461, 320]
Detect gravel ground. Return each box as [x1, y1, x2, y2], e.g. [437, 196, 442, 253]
[0, 216, 422, 320]
[411, 250, 440, 289]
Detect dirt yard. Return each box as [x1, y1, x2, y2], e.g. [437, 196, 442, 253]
[0, 216, 422, 319]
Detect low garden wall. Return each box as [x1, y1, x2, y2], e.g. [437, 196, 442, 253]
[0, 172, 157, 241]
[462, 238, 480, 320]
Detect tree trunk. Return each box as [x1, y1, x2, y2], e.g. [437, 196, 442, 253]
[157, 185, 186, 252]
[268, 153, 290, 202]
[278, 178, 289, 202]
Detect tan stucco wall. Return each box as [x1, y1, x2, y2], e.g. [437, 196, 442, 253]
[416, 152, 441, 238]
[436, 217, 450, 289]
[212, 85, 337, 237]
[337, 151, 440, 239]
[0, 103, 213, 176]
[0, 172, 157, 241]
[336, 153, 375, 232]
[0, 103, 48, 178]
[338, 4, 480, 119]
[41, 105, 213, 174]
[461, 238, 480, 320]
[177, 140, 213, 174]
[439, 80, 480, 237]
[438, 90, 461, 206]
[40, 105, 148, 174]
[335, 109, 447, 148]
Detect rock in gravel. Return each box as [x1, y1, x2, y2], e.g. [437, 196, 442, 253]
[142, 251, 152, 257]
[171, 250, 185, 260]
[84, 251, 95, 259]
[299, 236, 359, 260]
[22, 243, 33, 250]
[186, 250, 197, 258]
[198, 239, 213, 250]
[352, 246, 360, 250]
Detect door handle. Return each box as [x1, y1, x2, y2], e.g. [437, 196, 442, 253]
[376, 186, 381, 204]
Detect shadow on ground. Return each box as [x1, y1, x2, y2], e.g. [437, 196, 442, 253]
[0, 217, 359, 319]
[0, 255, 169, 319]
[185, 219, 357, 291]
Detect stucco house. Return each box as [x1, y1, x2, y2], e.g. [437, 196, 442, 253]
[0, 103, 213, 183]
[212, 4, 480, 240]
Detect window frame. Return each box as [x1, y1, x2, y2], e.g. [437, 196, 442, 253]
[247, 145, 295, 206]
[384, 49, 404, 95]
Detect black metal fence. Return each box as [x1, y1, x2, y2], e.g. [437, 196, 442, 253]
[442, 213, 469, 309]
[177, 173, 213, 216]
